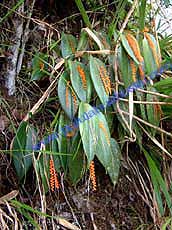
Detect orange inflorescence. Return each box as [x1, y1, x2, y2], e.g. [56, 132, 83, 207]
[126, 33, 144, 63]
[99, 66, 111, 95]
[145, 33, 160, 68]
[65, 81, 70, 108]
[98, 122, 110, 145]
[69, 39, 75, 54]
[129, 59, 137, 82]
[49, 158, 60, 192]
[138, 65, 145, 80]
[77, 65, 87, 90]
[71, 90, 77, 113]
[89, 161, 97, 191]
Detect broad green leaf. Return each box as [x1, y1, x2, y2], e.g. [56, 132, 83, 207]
[118, 46, 138, 88]
[60, 33, 77, 58]
[79, 103, 98, 163]
[142, 37, 157, 75]
[31, 53, 48, 81]
[68, 134, 84, 185]
[12, 122, 37, 181]
[89, 56, 110, 105]
[57, 112, 69, 172]
[120, 34, 140, 65]
[68, 60, 92, 102]
[58, 71, 79, 119]
[145, 33, 161, 66]
[79, 102, 121, 185]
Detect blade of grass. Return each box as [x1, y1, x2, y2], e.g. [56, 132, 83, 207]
[143, 149, 172, 216]
[139, 0, 146, 31]
[17, 208, 40, 230]
[75, 0, 92, 28]
[0, 0, 25, 24]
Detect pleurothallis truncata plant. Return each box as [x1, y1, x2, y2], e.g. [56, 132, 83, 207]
[11, 27, 168, 194]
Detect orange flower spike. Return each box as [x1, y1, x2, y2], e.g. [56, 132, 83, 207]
[99, 66, 111, 95]
[49, 158, 55, 192]
[126, 33, 144, 63]
[49, 158, 60, 191]
[98, 122, 110, 145]
[144, 33, 160, 67]
[138, 65, 145, 80]
[54, 172, 60, 190]
[71, 90, 77, 112]
[69, 39, 75, 54]
[89, 161, 97, 191]
[65, 81, 70, 108]
[77, 65, 87, 90]
[129, 59, 137, 82]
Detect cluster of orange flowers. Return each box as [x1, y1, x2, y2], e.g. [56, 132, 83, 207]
[49, 158, 60, 192]
[129, 58, 137, 82]
[99, 66, 111, 95]
[65, 80, 70, 108]
[71, 89, 77, 113]
[89, 161, 97, 191]
[126, 33, 144, 80]
[77, 65, 87, 90]
[69, 39, 75, 54]
[98, 121, 110, 145]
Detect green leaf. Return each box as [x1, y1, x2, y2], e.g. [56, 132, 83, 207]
[77, 31, 89, 51]
[120, 34, 140, 65]
[37, 154, 49, 193]
[68, 135, 84, 185]
[144, 149, 172, 216]
[79, 102, 121, 185]
[60, 33, 77, 58]
[68, 60, 92, 102]
[139, 0, 146, 31]
[79, 103, 97, 164]
[58, 71, 79, 119]
[89, 56, 109, 105]
[12, 122, 37, 181]
[154, 78, 172, 95]
[31, 53, 48, 81]
[57, 112, 69, 172]
[142, 37, 157, 75]
[118, 46, 137, 88]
